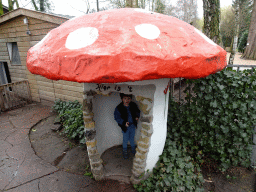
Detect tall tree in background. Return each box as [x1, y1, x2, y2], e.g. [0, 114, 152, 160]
[110, 0, 126, 8]
[165, 4, 175, 16]
[203, 0, 220, 44]
[111, 0, 164, 11]
[0, 0, 19, 15]
[175, 0, 198, 24]
[126, 0, 138, 7]
[31, 0, 54, 12]
[0, 0, 3, 15]
[243, 0, 256, 59]
[220, 5, 235, 48]
[8, 0, 19, 11]
[228, 0, 253, 64]
[153, 0, 165, 13]
[228, 0, 240, 64]
[238, 0, 253, 38]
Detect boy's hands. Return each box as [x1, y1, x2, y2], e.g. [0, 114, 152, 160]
[126, 118, 139, 128]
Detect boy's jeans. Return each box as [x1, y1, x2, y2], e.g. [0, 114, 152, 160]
[122, 125, 136, 151]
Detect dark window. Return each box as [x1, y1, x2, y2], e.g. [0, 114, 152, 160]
[0, 62, 11, 85]
[7, 42, 21, 65]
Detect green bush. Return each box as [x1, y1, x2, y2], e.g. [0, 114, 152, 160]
[53, 99, 86, 144]
[238, 30, 248, 53]
[182, 68, 256, 171]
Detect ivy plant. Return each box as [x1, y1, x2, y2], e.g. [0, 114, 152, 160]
[53, 99, 86, 144]
[182, 68, 256, 171]
[135, 68, 256, 191]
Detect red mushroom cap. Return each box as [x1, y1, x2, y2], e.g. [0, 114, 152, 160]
[27, 8, 227, 83]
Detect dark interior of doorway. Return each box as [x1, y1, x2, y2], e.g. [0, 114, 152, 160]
[3, 62, 11, 84]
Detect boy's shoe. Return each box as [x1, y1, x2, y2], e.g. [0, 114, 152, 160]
[123, 150, 129, 159]
[131, 147, 136, 156]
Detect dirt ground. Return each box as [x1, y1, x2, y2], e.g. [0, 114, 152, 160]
[226, 52, 256, 65]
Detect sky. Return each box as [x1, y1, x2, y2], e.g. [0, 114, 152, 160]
[3, 0, 233, 19]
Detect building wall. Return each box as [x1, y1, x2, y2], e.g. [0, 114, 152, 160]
[0, 14, 83, 104]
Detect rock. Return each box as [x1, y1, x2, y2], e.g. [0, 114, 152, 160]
[50, 123, 62, 132]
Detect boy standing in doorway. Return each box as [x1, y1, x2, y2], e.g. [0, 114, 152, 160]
[114, 93, 140, 159]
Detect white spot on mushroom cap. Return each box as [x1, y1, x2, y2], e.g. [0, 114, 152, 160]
[194, 28, 217, 46]
[65, 27, 99, 50]
[135, 24, 160, 40]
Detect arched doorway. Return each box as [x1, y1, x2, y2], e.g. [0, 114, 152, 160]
[83, 83, 156, 184]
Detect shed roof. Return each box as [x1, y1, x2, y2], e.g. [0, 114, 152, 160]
[0, 8, 69, 25]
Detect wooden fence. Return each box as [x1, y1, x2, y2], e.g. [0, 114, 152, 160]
[0, 80, 32, 111]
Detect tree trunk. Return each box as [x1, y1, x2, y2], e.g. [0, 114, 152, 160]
[8, 0, 13, 11]
[14, 0, 19, 8]
[126, 0, 132, 7]
[96, 0, 99, 12]
[0, 1, 4, 15]
[126, 0, 138, 8]
[31, 0, 38, 11]
[243, 0, 256, 60]
[203, 0, 220, 44]
[134, 0, 138, 8]
[152, 0, 155, 11]
[228, 1, 240, 65]
[40, 0, 45, 12]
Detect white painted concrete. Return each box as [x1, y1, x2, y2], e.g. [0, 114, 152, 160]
[145, 78, 170, 171]
[84, 78, 170, 171]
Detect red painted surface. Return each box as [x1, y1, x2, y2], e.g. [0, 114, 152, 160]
[164, 81, 170, 94]
[27, 8, 227, 83]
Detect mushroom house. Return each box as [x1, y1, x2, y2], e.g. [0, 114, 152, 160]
[27, 8, 227, 184]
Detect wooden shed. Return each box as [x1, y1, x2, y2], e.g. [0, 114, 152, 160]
[0, 8, 84, 106]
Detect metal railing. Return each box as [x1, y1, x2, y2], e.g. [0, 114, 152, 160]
[0, 80, 32, 111]
[226, 64, 256, 73]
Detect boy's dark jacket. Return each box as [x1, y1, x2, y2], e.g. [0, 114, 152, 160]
[116, 101, 140, 133]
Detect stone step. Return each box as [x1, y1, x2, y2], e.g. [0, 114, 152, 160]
[104, 175, 131, 184]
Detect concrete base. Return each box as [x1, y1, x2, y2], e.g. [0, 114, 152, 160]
[101, 145, 134, 184]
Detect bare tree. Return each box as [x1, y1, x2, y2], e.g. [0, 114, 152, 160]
[110, 0, 164, 11]
[164, 4, 176, 16]
[31, 0, 54, 12]
[110, 0, 126, 8]
[66, 0, 90, 14]
[243, 0, 256, 59]
[154, 0, 165, 13]
[175, 0, 198, 24]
